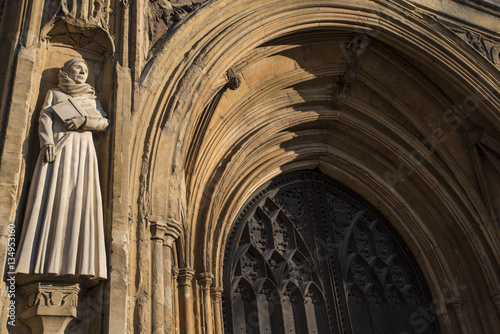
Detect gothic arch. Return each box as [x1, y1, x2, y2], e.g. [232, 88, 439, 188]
[131, 0, 500, 332]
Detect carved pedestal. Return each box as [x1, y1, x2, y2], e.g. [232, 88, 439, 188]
[19, 282, 85, 334]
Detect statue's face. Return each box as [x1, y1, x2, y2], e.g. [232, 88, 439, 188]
[68, 62, 89, 84]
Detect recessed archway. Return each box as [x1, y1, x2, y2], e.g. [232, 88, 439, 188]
[133, 1, 500, 333]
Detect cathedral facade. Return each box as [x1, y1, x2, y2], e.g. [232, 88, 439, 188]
[0, 0, 499, 333]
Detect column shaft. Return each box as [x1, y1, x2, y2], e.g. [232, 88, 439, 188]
[211, 287, 224, 334]
[151, 238, 164, 334]
[178, 268, 196, 333]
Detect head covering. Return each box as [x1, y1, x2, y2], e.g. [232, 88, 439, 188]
[58, 58, 96, 98]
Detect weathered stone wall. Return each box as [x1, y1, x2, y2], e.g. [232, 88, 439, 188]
[0, 0, 499, 333]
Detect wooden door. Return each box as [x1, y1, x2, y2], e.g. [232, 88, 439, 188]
[223, 171, 439, 334]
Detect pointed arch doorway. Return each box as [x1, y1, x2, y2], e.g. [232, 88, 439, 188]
[223, 171, 439, 333]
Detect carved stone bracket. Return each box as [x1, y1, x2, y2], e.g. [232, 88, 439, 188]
[334, 33, 370, 105]
[19, 282, 85, 334]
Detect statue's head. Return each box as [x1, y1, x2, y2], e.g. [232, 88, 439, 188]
[62, 59, 89, 84]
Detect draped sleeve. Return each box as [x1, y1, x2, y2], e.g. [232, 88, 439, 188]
[38, 90, 55, 148]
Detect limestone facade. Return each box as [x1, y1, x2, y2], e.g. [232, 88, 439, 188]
[0, 0, 499, 333]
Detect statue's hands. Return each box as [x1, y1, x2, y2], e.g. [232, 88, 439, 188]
[65, 116, 86, 130]
[43, 144, 55, 163]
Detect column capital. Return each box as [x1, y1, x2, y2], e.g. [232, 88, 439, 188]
[197, 272, 214, 288]
[177, 268, 196, 287]
[147, 215, 183, 246]
[178, 267, 196, 279]
[448, 300, 464, 311]
[210, 287, 224, 299]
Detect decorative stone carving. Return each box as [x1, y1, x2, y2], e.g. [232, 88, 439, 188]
[225, 67, 241, 90]
[42, 0, 111, 30]
[15, 59, 110, 280]
[440, 20, 500, 66]
[467, 124, 485, 144]
[148, 0, 201, 43]
[334, 33, 370, 106]
[19, 282, 85, 334]
[341, 33, 371, 65]
[43, 21, 113, 57]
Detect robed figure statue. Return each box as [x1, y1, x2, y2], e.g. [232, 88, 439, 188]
[15, 59, 110, 279]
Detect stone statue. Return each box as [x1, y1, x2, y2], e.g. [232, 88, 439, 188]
[15, 59, 110, 280]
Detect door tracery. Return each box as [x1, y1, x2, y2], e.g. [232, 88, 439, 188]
[223, 171, 439, 333]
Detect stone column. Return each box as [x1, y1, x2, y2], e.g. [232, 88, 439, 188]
[150, 221, 167, 334]
[19, 282, 85, 334]
[164, 219, 182, 334]
[211, 287, 224, 334]
[172, 267, 180, 334]
[149, 216, 183, 334]
[178, 267, 196, 333]
[449, 301, 473, 334]
[198, 273, 214, 334]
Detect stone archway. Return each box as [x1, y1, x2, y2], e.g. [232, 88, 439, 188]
[125, 1, 500, 333]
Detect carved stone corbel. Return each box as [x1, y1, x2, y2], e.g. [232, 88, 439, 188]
[19, 282, 85, 334]
[225, 67, 241, 90]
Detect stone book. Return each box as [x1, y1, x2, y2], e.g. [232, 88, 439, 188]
[52, 97, 101, 121]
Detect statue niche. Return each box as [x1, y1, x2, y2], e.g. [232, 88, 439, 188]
[15, 58, 110, 280]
